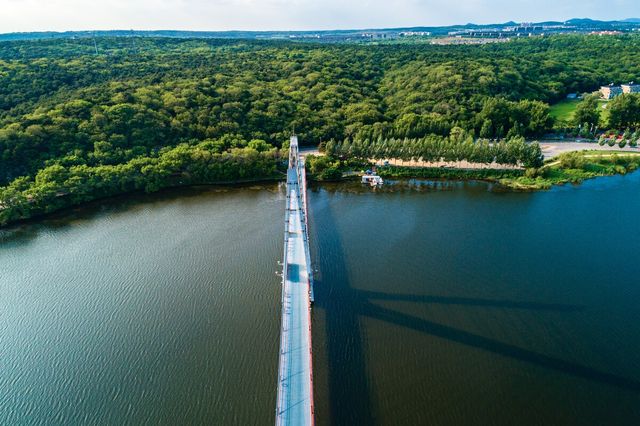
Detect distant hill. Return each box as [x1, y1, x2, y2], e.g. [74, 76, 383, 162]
[565, 18, 601, 25]
[1, 18, 639, 42]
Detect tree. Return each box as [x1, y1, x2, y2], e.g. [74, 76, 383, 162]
[479, 120, 493, 138]
[608, 94, 640, 129]
[5, 34, 640, 225]
[572, 95, 600, 127]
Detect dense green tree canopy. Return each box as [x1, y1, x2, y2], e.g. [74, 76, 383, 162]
[608, 94, 640, 129]
[573, 94, 601, 127]
[2, 34, 640, 225]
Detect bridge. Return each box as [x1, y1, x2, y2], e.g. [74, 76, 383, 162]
[276, 135, 315, 426]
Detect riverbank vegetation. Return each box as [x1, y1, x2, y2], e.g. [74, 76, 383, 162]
[0, 139, 282, 225]
[377, 167, 524, 181]
[306, 135, 540, 183]
[306, 142, 640, 191]
[320, 134, 543, 168]
[306, 134, 543, 181]
[3, 34, 640, 225]
[500, 151, 640, 190]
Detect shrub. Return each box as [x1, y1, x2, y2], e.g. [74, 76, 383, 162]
[614, 165, 627, 174]
[525, 168, 539, 178]
[558, 152, 586, 169]
[320, 167, 343, 180]
[611, 153, 623, 165]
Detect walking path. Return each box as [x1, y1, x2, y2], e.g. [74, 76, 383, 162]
[539, 141, 639, 159]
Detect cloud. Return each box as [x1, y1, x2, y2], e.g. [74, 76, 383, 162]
[0, 0, 638, 32]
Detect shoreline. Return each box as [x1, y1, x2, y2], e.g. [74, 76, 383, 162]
[3, 155, 640, 229]
[0, 176, 284, 230]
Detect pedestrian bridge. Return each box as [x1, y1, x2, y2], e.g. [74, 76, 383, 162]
[275, 136, 315, 426]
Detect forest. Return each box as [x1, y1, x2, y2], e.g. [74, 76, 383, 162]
[2, 34, 640, 225]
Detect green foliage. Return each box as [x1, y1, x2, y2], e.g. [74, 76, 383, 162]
[305, 155, 343, 180]
[326, 135, 543, 168]
[572, 95, 600, 127]
[503, 152, 640, 190]
[558, 151, 587, 169]
[377, 166, 523, 180]
[0, 139, 282, 225]
[525, 167, 540, 178]
[549, 99, 580, 122]
[3, 34, 640, 224]
[608, 94, 640, 129]
[4, 34, 632, 186]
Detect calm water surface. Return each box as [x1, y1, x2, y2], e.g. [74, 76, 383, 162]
[1, 175, 640, 425]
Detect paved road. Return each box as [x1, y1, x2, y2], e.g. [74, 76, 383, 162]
[539, 141, 640, 159]
[298, 146, 319, 158]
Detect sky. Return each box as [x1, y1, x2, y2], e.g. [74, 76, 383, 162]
[0, 0, 638, 33]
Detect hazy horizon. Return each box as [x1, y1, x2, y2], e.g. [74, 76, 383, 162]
[0, 0, 638, 33]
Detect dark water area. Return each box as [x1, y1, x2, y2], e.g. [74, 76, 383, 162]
[0, 186, 284, 425]
[1, 175, 640, 425]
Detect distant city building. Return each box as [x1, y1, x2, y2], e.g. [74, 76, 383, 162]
[591, 30, 623, 36]
[399, 31, 431, 37]
[600, 84, 623, 99]
[621, 82, 640, 94]
[361, 33, 389, 39]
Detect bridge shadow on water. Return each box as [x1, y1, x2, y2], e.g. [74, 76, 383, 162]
[313, 206, 376, 424]
[313, 202, 640, 424]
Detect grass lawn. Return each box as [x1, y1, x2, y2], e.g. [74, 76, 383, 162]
[550, 98, 611, 126]
[549, 99, 580, 122]
[577, 150, 640, 156]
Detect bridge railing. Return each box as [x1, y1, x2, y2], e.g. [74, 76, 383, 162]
[275, 135, 314, 426]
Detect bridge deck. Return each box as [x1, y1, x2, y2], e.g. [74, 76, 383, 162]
[276, 137, 314, 426]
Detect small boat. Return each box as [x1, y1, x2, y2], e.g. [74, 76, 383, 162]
[361, 175, 384, 186]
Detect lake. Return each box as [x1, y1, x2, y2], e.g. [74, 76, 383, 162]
[1, 175, 640, 425]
